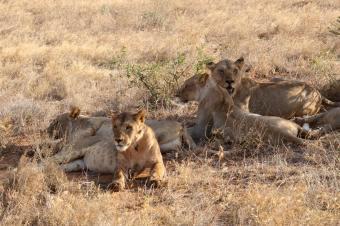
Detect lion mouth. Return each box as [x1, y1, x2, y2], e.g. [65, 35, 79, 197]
[226, 87, 235, 95]
[115, 143, 129, 152]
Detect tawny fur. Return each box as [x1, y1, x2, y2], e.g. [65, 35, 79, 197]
[177, 71, 340, 119]
[189, 58, 316, 146]
[46, 114, 116, 173]
[44, 109, 194, 173]
[69, 106, 81, 119]
[111, 110, 166, 190]
[47, 113, 194, 153]
[293, 107, 340, 135]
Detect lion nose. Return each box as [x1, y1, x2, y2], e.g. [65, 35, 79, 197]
[115, 138, 123, 143]
[225, 80, 234, 85]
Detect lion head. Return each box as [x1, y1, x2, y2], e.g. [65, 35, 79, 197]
[111, 109, 147, 152]
[176, 73, 209, 102]
[206, 57, 245, 96]
[46, 107, 98, 140]
[46, 107, 80, 139]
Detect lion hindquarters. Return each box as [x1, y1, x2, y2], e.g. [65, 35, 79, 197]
[159, 138, 182, 152]
[158, 125, 196, 151]
[83, 144, 116, 173]
[147, 120, 196, 152]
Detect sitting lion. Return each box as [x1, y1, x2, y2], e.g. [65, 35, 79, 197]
[293, 107, 340, 135]
[177, 69, 340, 119]
[111, 109, 166, 190]
[188, 57, 317, 145]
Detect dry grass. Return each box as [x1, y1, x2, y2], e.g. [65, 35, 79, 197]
[0, 0, 339, 225]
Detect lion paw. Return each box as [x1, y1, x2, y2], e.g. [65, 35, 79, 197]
[111, 180, 125, 192]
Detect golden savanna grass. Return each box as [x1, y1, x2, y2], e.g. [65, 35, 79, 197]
[0, 0, 339, 225]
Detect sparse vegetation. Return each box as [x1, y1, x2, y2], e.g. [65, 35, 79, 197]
[329, 16, 340, 35]
[0, 0, 339, 225]
[124, 52, 188, 106]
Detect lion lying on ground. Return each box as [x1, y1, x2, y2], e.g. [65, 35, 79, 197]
[189, 57, 318, 146]
[45, 108, 116, 173]
[44, 107, 194, 173]
[111, 109, 166, 190]
[177, 70, 340, 119]
[293, 107, 340, 135]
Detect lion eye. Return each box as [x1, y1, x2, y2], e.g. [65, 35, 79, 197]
[233, 68, 238, 74]
[126, 125, 132, 131]
[218, 69, 224, 74]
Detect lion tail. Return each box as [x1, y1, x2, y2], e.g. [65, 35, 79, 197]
[322, 97, 340, 107]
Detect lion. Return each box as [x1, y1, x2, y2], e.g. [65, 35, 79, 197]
[46, 109, 195, 155]
[293, 107, 340, 134]
[189, 57, 318, 145]
[45, 107, 117, 173]
[177, 71, 340, 119]
[111, 109, 166, 190]
[44, 107, 194, 173]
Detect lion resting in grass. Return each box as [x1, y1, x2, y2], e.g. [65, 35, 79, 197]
[189, 57, 317, 146]
[45, 107, 116, 173]
[47, 108, 195, 154]
[111, 109, 166, 190]
[44, 107, 194, 173]
[177, 69, 340, 119]
[293, 107, 340, 135]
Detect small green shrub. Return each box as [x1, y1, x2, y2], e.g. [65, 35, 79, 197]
[111, 48, 214, 108]
[194, 48, 214, 74]
[124, 53, 187, 107]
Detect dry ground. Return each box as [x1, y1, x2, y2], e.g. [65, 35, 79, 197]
[0, 0, 339, 225]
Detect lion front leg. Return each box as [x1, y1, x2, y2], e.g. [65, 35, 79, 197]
[293, 113, 322, 126]
[191, 107, 213, 142]
[112, 168, 126, 191]
[182, 126, 197, 150]
[149, 162, 166, 186]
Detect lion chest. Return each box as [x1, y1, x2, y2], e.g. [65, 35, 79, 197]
[116, 128, 160, 176]
[117, 147, 153, 172]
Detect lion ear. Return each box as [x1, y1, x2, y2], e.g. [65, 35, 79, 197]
[69, 106, 80, 119]
[244, 63, 252, 73]
[198, 73, 209, 86]
[134, 109, 146, 123]
[206, 61, 216, 71]
[234, 57, 244, 70]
